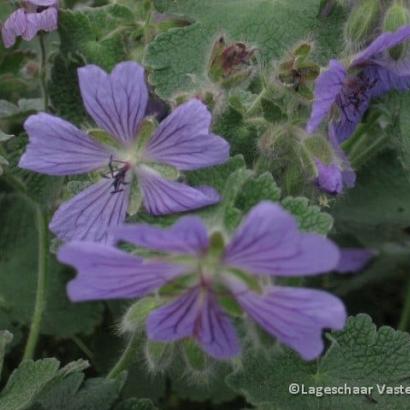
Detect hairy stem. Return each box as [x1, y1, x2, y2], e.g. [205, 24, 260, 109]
[22, 205, 48, 361]
[38, 33, 49, 111]
[106, 332, 139, 379]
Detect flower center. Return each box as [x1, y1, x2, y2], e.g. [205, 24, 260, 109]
[103, 155, 132, 194]
[338, 74, 378, 122]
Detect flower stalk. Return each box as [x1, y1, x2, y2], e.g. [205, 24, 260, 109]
[38, 33, 48, 111]
[106, 332, 139, 379]
[22, 205, 49, 361]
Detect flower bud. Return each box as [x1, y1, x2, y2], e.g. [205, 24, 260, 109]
[144, 340, 174, 372]
[383, 1, 410, 60]
[182, 341, 209, 373]
[278, 43, 319, 98]
[344, 0, 380, 47]
[208, 36, 256, 87]
[121, 297, 159, 334]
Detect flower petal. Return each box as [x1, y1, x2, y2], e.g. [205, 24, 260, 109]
[315, 160, 344, 195]
[19, 113, 112, 175]
[363, 64, 410, 98]
[330, 88, 370, 143]
[58, 241, 185, 301]
[78, 62, 148, 144]
[113, 216, 209, 255]
[352, 25, 410, 66]
[224, 202, 340, 276]
[49, 178, 130, 243]
[335, 248, 375, 273]
[306, 60, 347, 134]
[147, 287, 239, 359]
[23, 7, 57, 40]
[28, 0, 58, 6]
[224, 202, 299, 266]
[137, 167, 220, 215]
[230, 282, 346, 360]
[1, 9, 27, 48]
[143, 100, 229, 170]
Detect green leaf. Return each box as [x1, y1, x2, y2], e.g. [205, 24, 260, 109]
[49, 54, 87, 124]
[235, 172, 281, 214]
[282, 196, 333, 234]
[35, 375, 127, 410]
[0, 193, 103, 338]
[213, 106, 259, 165]
[145, 0, 345, 97]
[227, 314, 410, 409]
[6, 358, 125, 410]
[0, 359, 60, 410]
[59, 5, 134, 70]
[331, 151, 410, 247]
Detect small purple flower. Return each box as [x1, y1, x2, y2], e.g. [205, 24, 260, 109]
[19, 62, 230, 242]
[1, 0, 58, 48]
[335, 248, 375, 273]
[58, 202, 346, 361]
[307, 25, 410, 143]
[315, 132, 356, 195]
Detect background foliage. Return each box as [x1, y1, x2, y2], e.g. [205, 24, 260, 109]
[1, 0, 410, 409]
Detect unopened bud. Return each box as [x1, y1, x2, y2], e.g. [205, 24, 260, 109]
[121, 297, 159, 334]
[182, 341, 209, 372]
[383, 1, 410, 60]
[344, 0, 380, 47]
[278, 43, 319, 98]
[144, 340, 174, 372]
[208, 36, 256, 87]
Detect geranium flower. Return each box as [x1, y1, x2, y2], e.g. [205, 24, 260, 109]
[1, 0, 58, 48]
[19, 61, 229, 242]
[58, 202, 345, 360]
[314, 131, 356, 195]
[307, 25, 410, 143]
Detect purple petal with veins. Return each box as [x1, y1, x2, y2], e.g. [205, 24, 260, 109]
[224, 202, 340, 276]
[352, 25, 410, 66]
[113, 216, 209, 255]
[58, 241, 186, 301]
[19, 113, 112, 175]
[227, 278, 346, 360]
[78, 62, 148, 144]
[147, 287, 240, 359]
[143, 99, 229, 170]
[306, 60, 347, 135]
[137, 167, 220, 215]
[50, 178, 130, 243]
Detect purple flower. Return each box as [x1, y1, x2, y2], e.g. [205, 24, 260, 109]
[307, 25, 410, 143]
[1, 0, 58, 48]
[19, 62, 230, 242]
[335, 248, 375, 273]
[58, 202, 346, 361]
[315, 132, 356, 195]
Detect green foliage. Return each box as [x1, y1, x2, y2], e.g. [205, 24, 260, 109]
[146, 0, 345, 97]
[227, 314, 410, 409]
[282, 196, 333, 235]
[0, 354, 128, 410]
[0, 358, 90, 410]
[115, 399, 158, 410]
[58, 5, 134, 70]
[0, 193, 103, 338]
[49, 4, 134, 123]
[332, 151, 410, 247]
